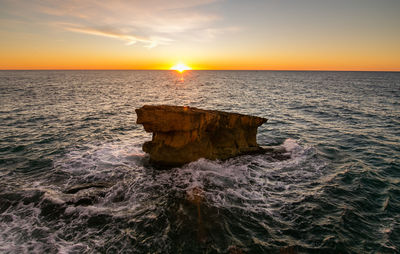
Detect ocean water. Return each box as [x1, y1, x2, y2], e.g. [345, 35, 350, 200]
[0, 70, 399, 253]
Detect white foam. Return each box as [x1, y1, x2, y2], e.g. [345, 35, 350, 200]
[54, 139, 147, 187]
[160, 139, 327, 214]
[1, 138, 329, 253]
[282, 138, 302, 153]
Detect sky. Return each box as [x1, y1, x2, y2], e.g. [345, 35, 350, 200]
[0, 0, 399, 71]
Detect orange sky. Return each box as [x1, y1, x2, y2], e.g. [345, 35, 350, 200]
[1, 0, 399, 71]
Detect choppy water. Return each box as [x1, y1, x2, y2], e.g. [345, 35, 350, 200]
[0, 70, 399, 253]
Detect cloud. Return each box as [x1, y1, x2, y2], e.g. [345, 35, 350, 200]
[9, 0, 224, 48]
[59, 23, 172, 48]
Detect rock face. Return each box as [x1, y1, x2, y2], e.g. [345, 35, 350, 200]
[136, 105, 267, 166]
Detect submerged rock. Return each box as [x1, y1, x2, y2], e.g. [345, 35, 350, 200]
[64, 182, 113, 194]
[135, 105, 267, 166]
[64, 182, 114, 206]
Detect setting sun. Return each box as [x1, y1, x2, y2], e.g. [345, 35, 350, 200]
[170, 63, 191, 73]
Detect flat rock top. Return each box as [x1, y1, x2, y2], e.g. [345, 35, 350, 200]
[136, 105, 267, 132]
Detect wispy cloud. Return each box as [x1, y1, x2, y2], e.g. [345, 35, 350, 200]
[5, 0, 227, 48]
[59, 24, 172, 48]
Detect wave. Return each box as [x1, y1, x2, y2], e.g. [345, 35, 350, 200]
[1, 138, 338, 253]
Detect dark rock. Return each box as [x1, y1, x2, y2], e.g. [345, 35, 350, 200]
[72, 196, 97, 206]
[64, 182, 113, 194]
[64, 182, 113, 207]
[260, 145, 291, 160]
[87, 214, 112, 228]
[66, 188, 110, 207]
[39, 198, 66, 219]
[136, 105, 267, 166]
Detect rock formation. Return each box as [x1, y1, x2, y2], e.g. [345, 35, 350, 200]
[135, 105, 267, 167]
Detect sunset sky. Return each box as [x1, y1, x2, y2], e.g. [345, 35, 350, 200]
[1, 0, 399, 71]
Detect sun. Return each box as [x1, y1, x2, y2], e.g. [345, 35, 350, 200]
[170, 62, 191, 73]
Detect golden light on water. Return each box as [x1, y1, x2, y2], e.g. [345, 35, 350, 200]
[170, 63, 191, 73]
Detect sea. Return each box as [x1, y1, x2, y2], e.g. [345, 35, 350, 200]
[0, 70, 399, 253]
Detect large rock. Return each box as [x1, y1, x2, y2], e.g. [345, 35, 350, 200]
[136, 105, 267, 166]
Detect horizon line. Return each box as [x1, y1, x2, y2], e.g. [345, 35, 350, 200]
[0, 69, 399, 72]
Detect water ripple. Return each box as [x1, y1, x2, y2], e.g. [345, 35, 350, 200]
[0, 70, 399, 253]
